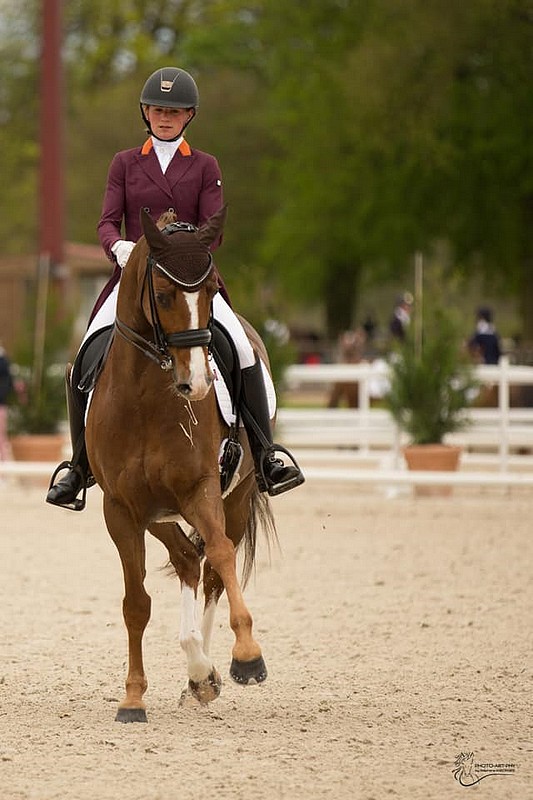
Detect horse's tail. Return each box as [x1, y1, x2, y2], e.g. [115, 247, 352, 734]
[240, 487, 278, 589]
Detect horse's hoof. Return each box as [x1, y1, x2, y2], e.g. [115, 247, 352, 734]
[188, 669, 222, 705]
[230, 655, 268, 685]
[179, 685, 202, 708]
[115, 706, 148, 723]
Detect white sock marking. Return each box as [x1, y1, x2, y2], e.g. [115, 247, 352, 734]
[180, 584, 211, 682]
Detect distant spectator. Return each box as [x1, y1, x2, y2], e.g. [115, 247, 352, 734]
[328, 328, 367, 408]
[0, 343, 14, 461]
[389, 292, 413, 342]
[468, 306, 501, 365]
[362, 313, 377, 342]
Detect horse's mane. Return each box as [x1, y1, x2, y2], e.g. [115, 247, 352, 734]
[156, 211, 178, 229]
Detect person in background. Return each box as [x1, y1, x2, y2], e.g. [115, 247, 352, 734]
[468, 306, 501, 365]
[362, 313, 377, 343]
[46, 66, 304, 510]
[0, 343, 14, 461]
[328, 328, 367, 408]
[389, 292, 413, 342]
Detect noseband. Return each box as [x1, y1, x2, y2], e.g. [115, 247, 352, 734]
[115, 222, 213, 371]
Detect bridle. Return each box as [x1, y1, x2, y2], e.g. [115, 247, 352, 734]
[115, 222, 213, 371]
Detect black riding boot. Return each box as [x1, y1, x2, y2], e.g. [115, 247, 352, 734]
[240, 358, 304, 496]
[46, 364, 93, 511]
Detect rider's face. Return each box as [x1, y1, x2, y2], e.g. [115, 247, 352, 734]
[145, 106, 193, 140]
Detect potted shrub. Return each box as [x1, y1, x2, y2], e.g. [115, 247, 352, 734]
[9, 364, 66, 459]
[8, 298, 69, 466]
[384, 306, 479, 494]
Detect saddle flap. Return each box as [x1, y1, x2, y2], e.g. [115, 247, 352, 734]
[73, 325, 114, 394]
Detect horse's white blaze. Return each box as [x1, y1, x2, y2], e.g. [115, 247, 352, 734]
[184, 291, 211, 396]
[179, 584, 212, 682]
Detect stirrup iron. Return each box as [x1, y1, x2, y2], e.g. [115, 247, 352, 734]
[257, 444, 305, 497]
[47, 461, 89, 512]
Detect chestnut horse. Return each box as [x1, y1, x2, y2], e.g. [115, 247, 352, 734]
[85, 208, 276, 723]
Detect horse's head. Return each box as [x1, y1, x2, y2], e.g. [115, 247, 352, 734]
[132, 206, 226, 400]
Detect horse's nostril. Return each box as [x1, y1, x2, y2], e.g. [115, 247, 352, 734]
[178, 384, 192, 395]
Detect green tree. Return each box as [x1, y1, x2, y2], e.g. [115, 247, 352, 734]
[182, 0, 533, 338]
[0, 0, 40, 251]
[2, 0, 532, 343]
[183, 0, 378, 335]
[436, 0, 533, 337]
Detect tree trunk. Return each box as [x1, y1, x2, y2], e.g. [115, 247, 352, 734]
[518, 271, 533, 344]
[518, 196, 533, 345]
[324, 258, 360, 338]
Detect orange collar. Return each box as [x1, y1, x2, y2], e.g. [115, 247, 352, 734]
[141, 138, 192, 156]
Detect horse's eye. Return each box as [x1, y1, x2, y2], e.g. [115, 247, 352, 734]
[156, 292, 172, 309]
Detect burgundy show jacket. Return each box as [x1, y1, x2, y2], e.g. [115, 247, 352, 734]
[90, 138, 225, 322]
[97, 138, 224, 258]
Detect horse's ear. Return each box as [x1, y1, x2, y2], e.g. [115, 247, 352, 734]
[196, 205, 227, 247]
[140, 208, 170, 252]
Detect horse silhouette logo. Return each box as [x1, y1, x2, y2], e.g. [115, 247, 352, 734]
[453, 752, 517, 787]
[453, 753, 480, 786]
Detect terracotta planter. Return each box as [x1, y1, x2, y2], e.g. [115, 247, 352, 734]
[403, 443, 462, 497]
[9, 434, 65, 487]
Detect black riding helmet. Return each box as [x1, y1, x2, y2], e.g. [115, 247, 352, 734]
[140, 67, 199, 141]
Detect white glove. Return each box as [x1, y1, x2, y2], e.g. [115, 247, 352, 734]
[111, 240, 135, 268]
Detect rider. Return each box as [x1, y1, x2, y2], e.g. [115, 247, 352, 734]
[46, 66, 304, 510]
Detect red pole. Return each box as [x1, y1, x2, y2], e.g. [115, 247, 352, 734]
[39, 0, 64, 270]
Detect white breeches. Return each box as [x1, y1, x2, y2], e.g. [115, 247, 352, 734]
[81, 288, 256, 369]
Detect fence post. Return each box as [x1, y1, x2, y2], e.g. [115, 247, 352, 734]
[359, 367, 371, 455]
[498, 355, 510, 472]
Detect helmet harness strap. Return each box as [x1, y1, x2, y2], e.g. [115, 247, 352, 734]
[140, 105, 196, 142]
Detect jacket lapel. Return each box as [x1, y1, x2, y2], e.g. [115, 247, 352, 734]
[136, 138, 194, 198]
[165, 140, 194, 190]
[135, 139, 173, 201]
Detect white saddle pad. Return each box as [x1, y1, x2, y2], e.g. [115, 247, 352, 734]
[85, 356, 276, 427]
[212, 357, 277, 426]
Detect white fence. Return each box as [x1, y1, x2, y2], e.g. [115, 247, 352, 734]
[279, 356, 533, 488]
[2, 358, 533, 491]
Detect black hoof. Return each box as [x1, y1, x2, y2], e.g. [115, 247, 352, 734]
[230, 655, 268, 685]
[115, 707, 147, 723]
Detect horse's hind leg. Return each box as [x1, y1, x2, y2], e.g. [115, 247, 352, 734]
[104, 498, 151, 723]
[200, 561, 224, 657]
[148, 522, 222, 705]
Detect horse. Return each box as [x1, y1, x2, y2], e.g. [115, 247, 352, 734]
[85, 207, 277, 723]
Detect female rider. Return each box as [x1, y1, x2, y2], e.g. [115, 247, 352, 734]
[46, 66, 304, 510]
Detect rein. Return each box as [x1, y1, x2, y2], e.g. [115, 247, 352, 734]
[115, 222, 213, 370]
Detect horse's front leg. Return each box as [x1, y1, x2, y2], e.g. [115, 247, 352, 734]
[104, 497, 151, 723]
[187, 490, 267, 685]
[148, 522, 221, 705]
[200, 561, 267, 686]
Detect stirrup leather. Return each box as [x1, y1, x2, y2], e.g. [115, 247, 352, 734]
[219, 431, 244, 495]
